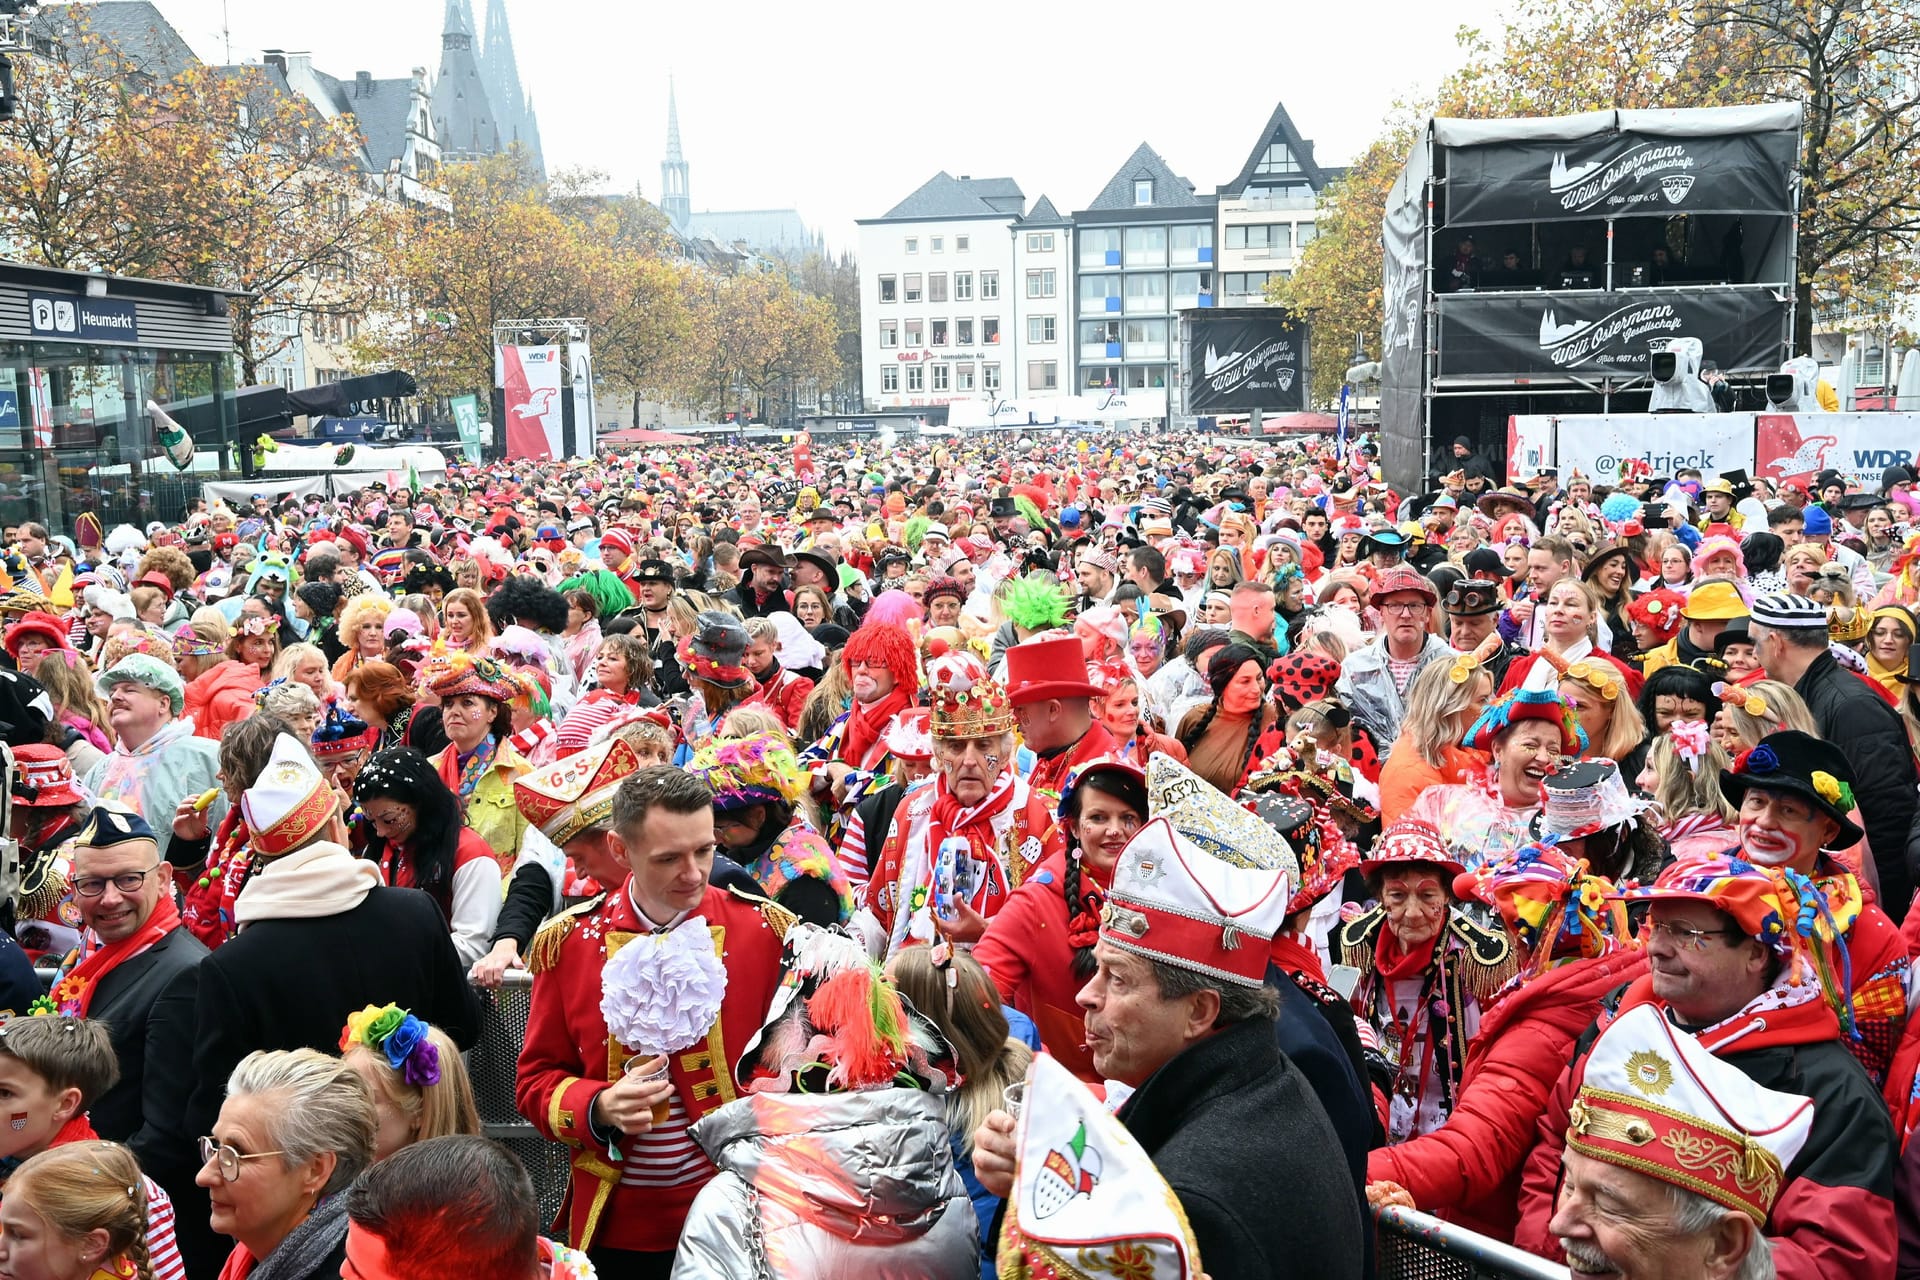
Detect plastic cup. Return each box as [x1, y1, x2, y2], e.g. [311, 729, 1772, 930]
[1002, 1081, 1027, 1119]
[625, 1053, 672, 1125]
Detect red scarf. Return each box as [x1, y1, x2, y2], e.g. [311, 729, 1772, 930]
[1373, 926, 1441, 983]
[838, 686, 912, 770]
[52, 895, 182, 1016]
[1270, 931, 1328, 985]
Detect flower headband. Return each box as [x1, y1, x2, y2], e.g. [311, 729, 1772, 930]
[1712, 680, 1771, 721]
[238, 615, 272, 638]
[340, 1004, 441, 1087]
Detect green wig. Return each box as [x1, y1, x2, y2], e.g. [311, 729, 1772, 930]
[1002, 574, 1070, 632]
[558, 568, 635, 621]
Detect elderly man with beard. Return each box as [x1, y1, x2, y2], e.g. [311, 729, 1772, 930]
[851, 649, 1060, 962]
[1336, 567, 1456, 758]
[1514, 858, 1896, 1278]
[1547, 1003, 1812, 1280]
[971, 757, 1365, 1278]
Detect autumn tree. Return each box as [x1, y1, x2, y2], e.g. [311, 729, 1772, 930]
[682, 269, 839, 421]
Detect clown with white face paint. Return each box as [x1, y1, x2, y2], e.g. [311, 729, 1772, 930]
[1719, 729, 1911, 1087]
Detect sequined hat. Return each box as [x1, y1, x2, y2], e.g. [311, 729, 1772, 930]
[241, 734, 337, 857]
[1566, 1003, 1813, 1224]
[1099, 755, 1297, 987]
[925, 645, 1015, 739]
[512, 734, 642, 845]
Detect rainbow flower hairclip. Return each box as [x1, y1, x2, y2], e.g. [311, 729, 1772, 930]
[341, 1004, 441, 1087]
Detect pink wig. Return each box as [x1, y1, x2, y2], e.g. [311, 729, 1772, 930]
[1689, 535, 1747, 580]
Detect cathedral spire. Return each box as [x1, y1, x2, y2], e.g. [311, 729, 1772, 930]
[661, 77, 690, 229]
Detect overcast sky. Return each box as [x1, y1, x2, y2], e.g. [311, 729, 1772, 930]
[147, 0, 1488, 248]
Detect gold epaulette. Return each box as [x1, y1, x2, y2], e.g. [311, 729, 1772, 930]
[1448, 912, 1518, 1001]
[1334, 905, 1387, 973]
[725, 884, 798, 942]
[528, 892, 606, 975]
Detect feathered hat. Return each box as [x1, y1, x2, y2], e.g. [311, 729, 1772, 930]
[685, 732, 810, 812]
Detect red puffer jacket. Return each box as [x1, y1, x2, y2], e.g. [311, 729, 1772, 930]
[1367, 947, 1647, 1242]
[184, 660, 263, 741]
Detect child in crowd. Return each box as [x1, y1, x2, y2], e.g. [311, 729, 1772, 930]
[0, 1015, 185, 1278]
[0, 1141, 159, 1280]
[338, 1005, 481, 1162]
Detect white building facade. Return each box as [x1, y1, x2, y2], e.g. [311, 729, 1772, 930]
[857, 174, 1073, 411]
[1213, 103, 1339, 309]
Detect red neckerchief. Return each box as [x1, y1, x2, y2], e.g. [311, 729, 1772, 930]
[839, 686, 912, 769]
[52, 889, 182, 1017]
[1374, 925, 1442, 982]
[1270, 931, 1328, 985]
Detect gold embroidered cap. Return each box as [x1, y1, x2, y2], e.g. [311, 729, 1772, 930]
[1566, 1003, 1814, 1224]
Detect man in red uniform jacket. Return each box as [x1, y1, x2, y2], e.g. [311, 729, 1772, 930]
[1513, 858, 1897, 1280]
[1005, 633, 1115, 799]
[516, 765, 790, 1279]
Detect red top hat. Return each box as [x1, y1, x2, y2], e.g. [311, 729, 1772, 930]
[1004, 634, 1099, 707]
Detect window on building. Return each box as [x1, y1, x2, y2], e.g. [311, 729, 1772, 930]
[882, 365, 899, 392]
[906, 365, 924, 392]
[1124, 273, 1168, 314]
[1126, 365, 1167, 389]
[1171, 224, 1211, 265]
[1028, 360, 1058, 391]
[906, 319, 924, 347]
[956, 363, 975, 391]
[957, 318, 974, 345]
[1079, 227, 1122, 269]
[1082, 319, 1121, 348]
[1125, 318, 1168, 359]
[1028, 315, 1056, 343]
[904, 273, 923, 303]
[1297, 221, 1317, 245]
[1172, 271, 1212, 309]
[929, 273, 948, 303]
[980, 271, 1000, 300]
[1255, 142, 1301, 177]
[931, 363, 949, 391]
[1124, 226, 1168, 268]
[983, 364, 1001, 391]
[1026, 232, 1055, 252]
[956, 235, 969, 252]
[879, 320, 897, 348]
[982, 317, 1001, 344]
[931, 236, 944, 253]
[905, 237, 918, 254]
[931, 319, 948, 346]
[1026, 269, 1056, 299]
[955, 271, 973, 301]
[879, 275, 897, 303]
[1134, 179, 1153, 205]
[1223, 272, 1271, 297]
[1080, 274, 1120, 311]
[1270, 224, 1293, 254]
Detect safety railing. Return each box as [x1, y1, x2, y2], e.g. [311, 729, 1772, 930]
[1374, 1205, 1571, 1280]
[465, 972, 574, 1228]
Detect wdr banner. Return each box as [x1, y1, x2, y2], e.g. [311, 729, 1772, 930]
[498, 344, 564, 460]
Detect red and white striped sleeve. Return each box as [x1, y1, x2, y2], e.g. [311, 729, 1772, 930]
[140, 1175, 188, 1280]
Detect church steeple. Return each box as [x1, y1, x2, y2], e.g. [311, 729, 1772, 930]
[661, 78, 690, 229]
[478, 0, 543, 178]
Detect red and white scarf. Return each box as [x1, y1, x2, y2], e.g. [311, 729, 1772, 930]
[53, 896, 182, 1016]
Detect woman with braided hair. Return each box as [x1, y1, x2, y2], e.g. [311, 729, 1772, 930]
[0, 1141, 164, 1280]
[974, 758, 1146, 1083]
[1173, 642, 1277, 795]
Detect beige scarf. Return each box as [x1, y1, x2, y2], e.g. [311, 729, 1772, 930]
[233, 841, 381, 927]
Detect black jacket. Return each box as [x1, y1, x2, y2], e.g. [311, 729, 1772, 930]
[730, 581, 788, 620]
[85, 925, 206, 1165]
[1795, 650, 1919, 916]
[1116, 1016, 1365, 1280]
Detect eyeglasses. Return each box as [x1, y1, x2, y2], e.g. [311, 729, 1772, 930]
[1645, 920, 1741, 952]
[71, 865, 162, 898]
[1380, 601, 1429, 615]
[198, 1136, 287, 1181]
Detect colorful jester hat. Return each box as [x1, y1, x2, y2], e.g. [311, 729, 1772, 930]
[997, 1054, 1200, 1280]
[1461, 686, 1588, 756]
[685, 731, 809, 813]
[1452, 839, 1630, 971]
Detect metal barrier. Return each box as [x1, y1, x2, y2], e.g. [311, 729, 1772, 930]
[464, 973, 574, 1229]
[1374, 1206, 1571, 1280]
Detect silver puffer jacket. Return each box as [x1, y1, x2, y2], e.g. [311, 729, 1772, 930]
[671, 1088, 978, 1280]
